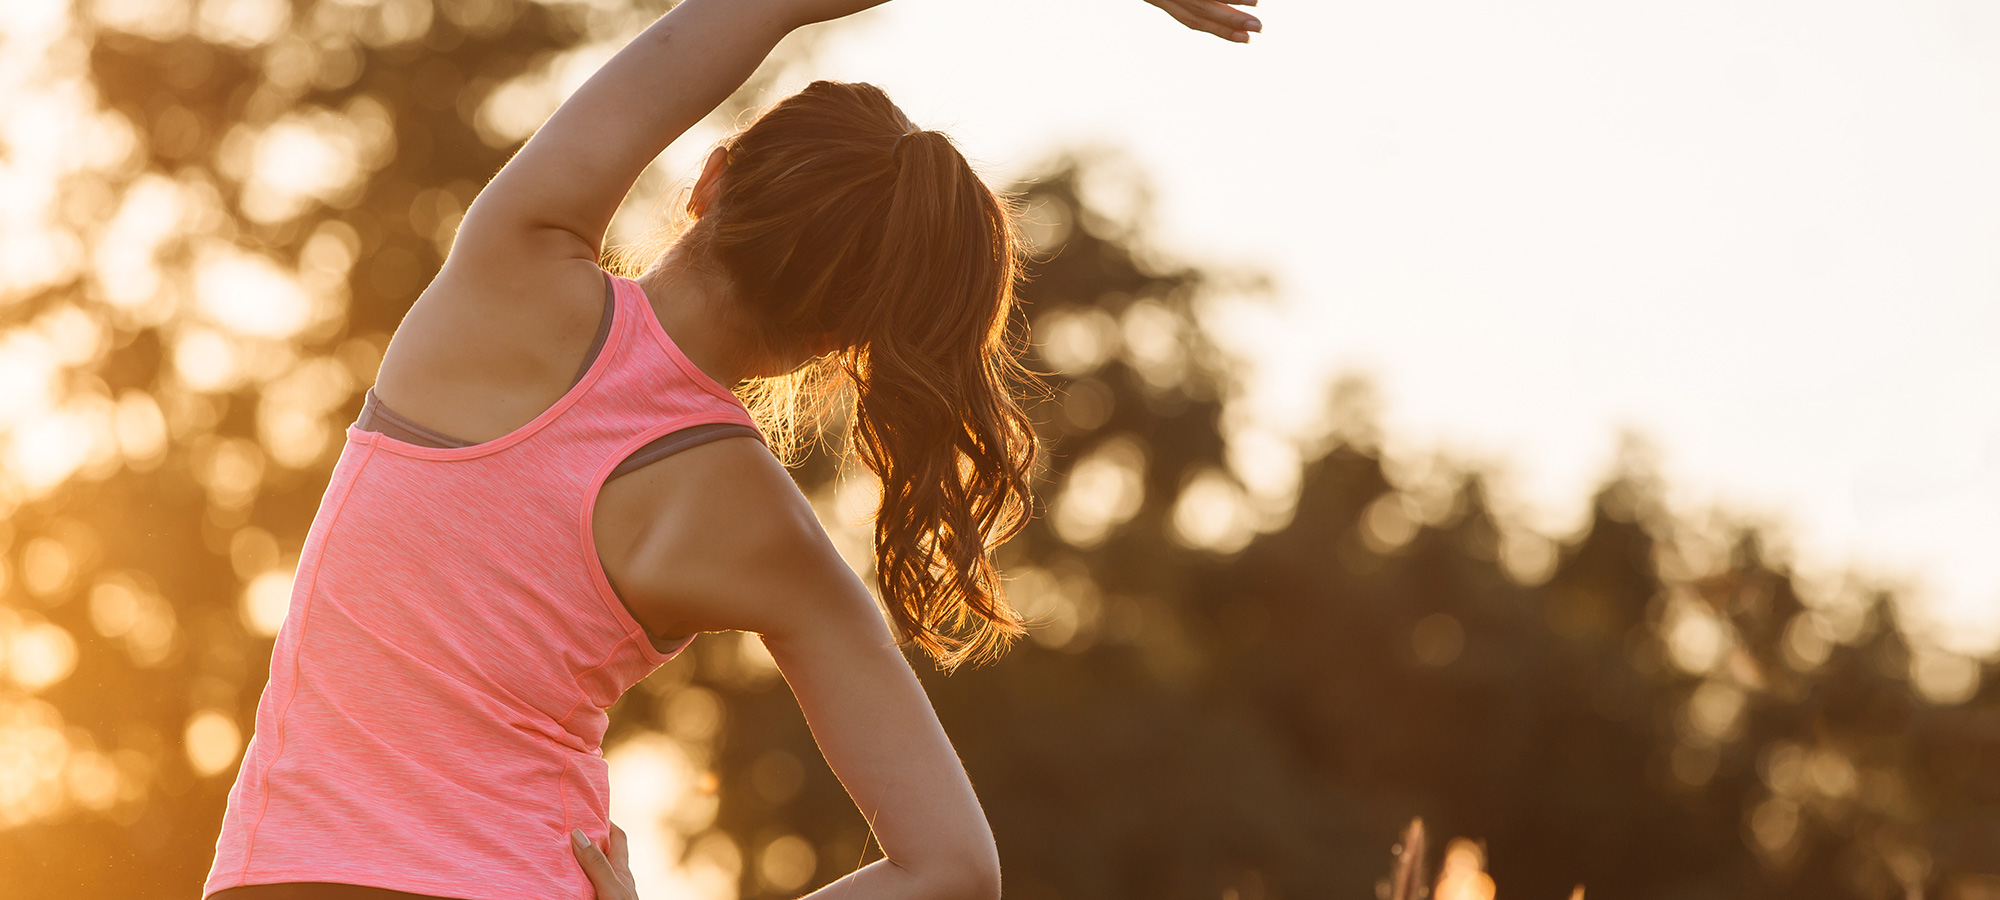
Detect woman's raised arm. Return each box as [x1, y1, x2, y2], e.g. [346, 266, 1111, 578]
[450, 0, 1262, 272]
[452, 0, 891, 269]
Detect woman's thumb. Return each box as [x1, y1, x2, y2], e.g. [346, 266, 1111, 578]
[570, 828, 626, 899]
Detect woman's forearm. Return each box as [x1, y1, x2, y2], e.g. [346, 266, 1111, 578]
[801, 855, 1000, 900]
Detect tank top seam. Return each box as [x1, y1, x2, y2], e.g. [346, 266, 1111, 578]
[353, 270, 633, 463]
[239, 438, 380, 882]
[575, 411, 761, 673]
[613, 275, 756, 415]
[554, 629, 646, 731]
[558, 757, 575, 856]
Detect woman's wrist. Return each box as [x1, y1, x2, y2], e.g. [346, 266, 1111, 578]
[769, 0, 896, 31]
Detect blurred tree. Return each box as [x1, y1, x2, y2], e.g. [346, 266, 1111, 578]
[0, 2, 1994, 899]
[654, 157, 2000, 900]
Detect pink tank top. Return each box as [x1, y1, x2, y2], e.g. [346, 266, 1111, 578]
[204, 271, 763, 899]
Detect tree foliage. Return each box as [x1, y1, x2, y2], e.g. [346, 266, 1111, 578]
[0, 3, 1992, 899]
[655, 158, 2000, 900]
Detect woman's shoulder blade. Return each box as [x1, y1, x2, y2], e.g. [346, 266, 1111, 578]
[613, 436, 860, 638]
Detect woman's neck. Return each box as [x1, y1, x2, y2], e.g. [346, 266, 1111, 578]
[635, 250, 767, 388]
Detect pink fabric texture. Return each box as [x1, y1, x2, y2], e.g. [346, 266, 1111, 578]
[204, 272, 762, 899]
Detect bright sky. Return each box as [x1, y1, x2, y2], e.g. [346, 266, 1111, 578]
[725, 0, 2000, 655]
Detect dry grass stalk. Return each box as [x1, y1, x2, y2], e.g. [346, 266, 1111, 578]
[1383, 816, 1586, 900]
[1390, 817, 1429, 900]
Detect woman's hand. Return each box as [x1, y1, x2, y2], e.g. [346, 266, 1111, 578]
[1144, 0, 1263, 42]
[571, 824, 637, 900]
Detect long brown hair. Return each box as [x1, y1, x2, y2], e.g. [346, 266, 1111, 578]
[676, 80, 1038, 669]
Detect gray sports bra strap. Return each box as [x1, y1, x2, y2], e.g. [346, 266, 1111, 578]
[352, 271, 759, 480]
[606, 423, 762, 480]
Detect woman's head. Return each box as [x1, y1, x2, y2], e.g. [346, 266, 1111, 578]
[671, 80, 1039, 669]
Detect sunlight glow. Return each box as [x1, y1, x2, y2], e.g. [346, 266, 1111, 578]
[0, 332, 58, 426]
[259, 355, 355, 467]
[475, 41, 619, 147]
[756, 834, 816, 894]
[90, 0, 193, 41]
[1169, 466, 1254, 554]
[194, 0, 288, 48]
[1361, 493, 1420, 555]
[7, 619, 78, 692]
[193, 245, 315, 338]
[1010, 561, 1105, 652]
[1036, 307, 1120, 376]
[1909, 649, 1981, 706]
[607, 733, 740, 900]
[172, 326, 243, 392]
[89, 576, 178, 667]
[1119, 299, 1187, 391]
[184, 709, 241, 777]
[234, 111, 366, 223]
[661, 687, 722, 744]
[192, 436, 266, 510]
[0, 697, 71, 828]
[1663, 591, 1731, 676]
[1434, 839, 1497, 900]
[7, 406, 107, 497]
[64, 748, 121, 811]
[113, 390, 168, 468]
[94, 175, 185, 311]
[1497, 529, 1559, 587]
[240, 570, 292, 637]
[21, 536, 74, 598]
[1685, 681, 1747, 743]
[1052, 435, 1146, 548]
[352, 0, 433, 48]
[1221, 420, 1303, 531]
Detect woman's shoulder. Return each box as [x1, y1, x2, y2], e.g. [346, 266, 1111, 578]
[369, 256, 608, 445]
[608, 435, 870, 639]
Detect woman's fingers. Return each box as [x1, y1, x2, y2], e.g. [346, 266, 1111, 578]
[571, 829, 635, 900]
[1146, 0, 1263, 42]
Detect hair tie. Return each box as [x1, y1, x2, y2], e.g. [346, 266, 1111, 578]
[891, 130, 915, 157]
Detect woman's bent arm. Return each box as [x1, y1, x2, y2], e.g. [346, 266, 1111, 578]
[453, 0, 893, 270]
[628, 438, 1001, 900]
[765, 590, 1001, 900]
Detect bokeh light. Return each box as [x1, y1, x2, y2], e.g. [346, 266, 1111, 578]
[2, 1, 1993, 897]
[183, 709, 240, 778]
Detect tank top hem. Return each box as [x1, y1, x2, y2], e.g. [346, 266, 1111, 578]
[205, 867, 498, 900]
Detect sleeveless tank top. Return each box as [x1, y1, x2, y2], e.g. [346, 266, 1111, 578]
[203, 271, 764, 900]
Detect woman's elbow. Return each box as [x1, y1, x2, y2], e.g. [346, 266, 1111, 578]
[924, 846, 1001, 900]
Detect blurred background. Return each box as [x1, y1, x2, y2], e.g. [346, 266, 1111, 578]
[1, 0, 1996, 898]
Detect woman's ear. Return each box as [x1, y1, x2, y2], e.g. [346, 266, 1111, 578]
[687, 146, 728, 217]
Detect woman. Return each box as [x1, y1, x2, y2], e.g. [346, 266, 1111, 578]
[202, 0, 1261, 897]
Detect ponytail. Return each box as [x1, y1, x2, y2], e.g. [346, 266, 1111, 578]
[689, 81, 1038, 669]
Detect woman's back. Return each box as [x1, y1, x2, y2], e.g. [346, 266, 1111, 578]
[203, 270, 761, 900]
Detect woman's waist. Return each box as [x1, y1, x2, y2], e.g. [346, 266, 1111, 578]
[252, 699, 611, 796]
[268, 611, 622, 752]
[212, 744, 608, 898]
[209, 882, 457, 900]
